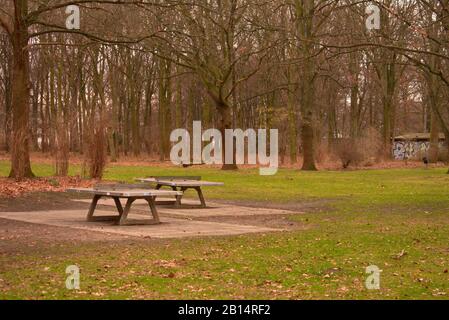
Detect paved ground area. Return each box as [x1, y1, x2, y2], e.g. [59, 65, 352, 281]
[0, 198, 290, 238]
[74, 198, 297, 217]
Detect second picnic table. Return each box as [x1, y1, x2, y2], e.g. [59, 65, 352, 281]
[136, 177, 224, 208]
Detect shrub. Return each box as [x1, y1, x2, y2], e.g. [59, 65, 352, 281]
[315, 141, 330, 164]
[438, 147, 449, 163]
[332, 128, 383, 169]
[359, 127, 383, 161]
[334, 139, 363, 169]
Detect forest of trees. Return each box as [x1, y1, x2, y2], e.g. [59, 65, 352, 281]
[0, 0, 448, 179]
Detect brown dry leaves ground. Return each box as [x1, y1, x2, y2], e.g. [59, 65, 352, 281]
[0, 177, 94, 198]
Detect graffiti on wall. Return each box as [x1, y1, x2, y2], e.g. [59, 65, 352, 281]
[393, 141, 445, 160]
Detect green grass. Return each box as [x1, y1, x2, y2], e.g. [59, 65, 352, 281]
[0, 160, 448, 299]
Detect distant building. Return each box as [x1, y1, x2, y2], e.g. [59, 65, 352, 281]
[393, 133, 446, 160]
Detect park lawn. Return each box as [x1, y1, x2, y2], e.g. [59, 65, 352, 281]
[0, 160, 448, 299]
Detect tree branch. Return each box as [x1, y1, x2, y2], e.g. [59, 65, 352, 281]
[27, 0, 182, 23]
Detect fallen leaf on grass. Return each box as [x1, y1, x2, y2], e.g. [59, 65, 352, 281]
[337, 286, 349, 293]
[392, 249, 407, 260]
[162, 272, 176, 278]
[154, 259, 179, 268]
[323, 267, 342, 278]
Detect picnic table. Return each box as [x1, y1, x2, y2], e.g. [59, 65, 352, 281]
[67, 185, 182, 226]
[136, 176, 224, 208]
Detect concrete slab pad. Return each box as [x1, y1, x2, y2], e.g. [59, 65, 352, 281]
[73, 199, 295, 217]
[0, 210, 279, 239]
[73, 198, 219, 207]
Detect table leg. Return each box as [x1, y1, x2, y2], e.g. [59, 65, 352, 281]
[146, 196, 160, 223]
[118, 198, 136, 225]
[119, 197, 161, 225]
[87, 195, 122, 222]
[113, 197, 123, 214]
[174, 187, 184, 208]
[87, 195, 101, 221]
[194, 187, 206, 208]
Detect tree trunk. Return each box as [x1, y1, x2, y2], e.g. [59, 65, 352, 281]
[109, 64, 119, 162]
[297, 0, 317, 171]
[349, 51, 360, 139]
[426, 26, 442, 164]
[55, 62, 69, 177]
[287, 84, 297, 164]
[158, 59, 171, 160]
[326, 80, 338, 152]
[3, 60, 12, 152]
[428, 107, 440, 163]
[143, 75, 154, 156]
[381, 62, 396, 159]
[218, 102, 238, 170]
[301, 110, 317, 171]
[9, 0, 34, 179]
[300, 58, 317, 171]
[382, 95, 393, 158]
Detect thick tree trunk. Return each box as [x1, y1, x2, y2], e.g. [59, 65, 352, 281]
[427, 30, 442, 164]
[300, 58, 317, 171]
[218, 102, 238, 170]
[297, 0, 317, 171]
[300, 110, 317, 171]
[9, 1, 34, 179]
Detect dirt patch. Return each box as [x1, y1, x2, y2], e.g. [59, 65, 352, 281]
[0, 218, 135, 255]
[0, 192, 92, 212]
[209, 198, 332, 213]
[193, 214, 306, 230]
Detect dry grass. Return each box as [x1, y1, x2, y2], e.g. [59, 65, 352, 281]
[0, 152, 447, 173]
